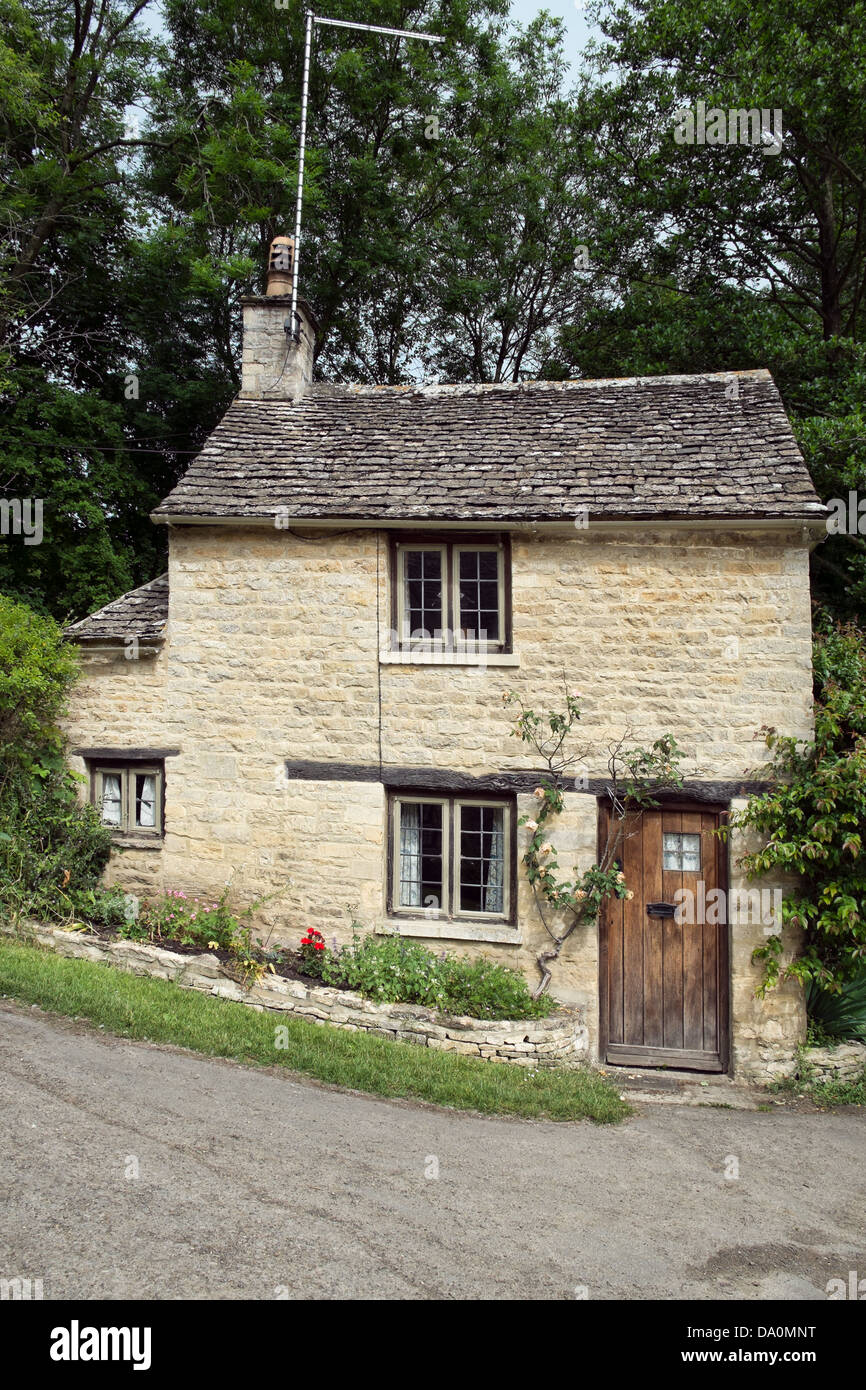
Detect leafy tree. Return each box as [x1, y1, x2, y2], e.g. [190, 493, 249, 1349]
[420, 16, 606, 382]
[583, 0, 866, 342]
[0, 0, 177, 618]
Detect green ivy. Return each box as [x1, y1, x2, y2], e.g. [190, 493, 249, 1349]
[729, 620, 866, 995]
[0, 594, 115, 926]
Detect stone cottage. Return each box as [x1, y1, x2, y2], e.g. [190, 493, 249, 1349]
[64, 240, 829, 1080]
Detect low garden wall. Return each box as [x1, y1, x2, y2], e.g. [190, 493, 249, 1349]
[799, 1040, 866, 1084]
[9, 921, 589, 1067]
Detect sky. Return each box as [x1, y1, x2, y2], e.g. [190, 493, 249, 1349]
[139, 3, 599, 71]
[508, 0, 597, 71]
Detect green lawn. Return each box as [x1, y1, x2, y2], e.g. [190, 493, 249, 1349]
[0, 937, 631, 1124]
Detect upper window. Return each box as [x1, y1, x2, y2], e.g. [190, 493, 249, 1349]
[393, 538, 509, 651]
[90, 762, 163, 838]
[391, 794, 512, 921]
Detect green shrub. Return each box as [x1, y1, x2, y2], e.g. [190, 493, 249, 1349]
[66, 884, 130, 929]
[137, 888, 239, 951]
[320, 928, 555, 1020]
[0, 593, 79, 756]
[806, 970, 866, 1044]
[0, 594, 116, 926]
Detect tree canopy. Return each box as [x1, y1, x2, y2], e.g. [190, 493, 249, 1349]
[0, 0, 863, 629]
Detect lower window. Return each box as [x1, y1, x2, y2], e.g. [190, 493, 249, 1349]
[391, 794, 512, 921]
[90, 762, 164, 838]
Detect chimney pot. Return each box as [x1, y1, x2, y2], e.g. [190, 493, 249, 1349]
[266, 235, 294, 296]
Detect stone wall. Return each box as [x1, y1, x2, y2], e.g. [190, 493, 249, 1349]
[727, 800, 807, 1082]
[65, 644, 171, 899]
[10, 921, 587, 1067]
[799, 1041, 866, 1084]
[239, 297, 314, 400]
[62, 520, 815, 1076]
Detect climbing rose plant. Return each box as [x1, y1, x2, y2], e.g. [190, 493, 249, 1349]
[504, 686, 685, 996]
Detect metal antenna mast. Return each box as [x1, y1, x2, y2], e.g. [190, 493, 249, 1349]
[290, 9, 444, 335]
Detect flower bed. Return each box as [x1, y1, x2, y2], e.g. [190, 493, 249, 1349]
[68, 888, 555, 1022]
[6, 920, 588, 1067]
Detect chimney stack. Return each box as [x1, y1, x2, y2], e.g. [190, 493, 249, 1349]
[240, 235, 317, 401]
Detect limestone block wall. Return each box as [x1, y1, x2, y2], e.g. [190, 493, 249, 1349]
[65, 645, 170, 752]
[62, 520, 815, 1074]
[801, 1041, 866, 1084]
[239, 297, 314, 400]
[64, 645, 172, 898]
[727, 800, 807, 1079]
[159, 524, 814, 785]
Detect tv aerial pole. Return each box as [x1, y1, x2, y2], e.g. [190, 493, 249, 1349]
[290, 9, 445, 335]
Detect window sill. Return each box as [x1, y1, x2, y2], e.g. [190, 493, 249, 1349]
[110, 835, 163, 851]
[381, 919, 521, 945]
[379, 650, 520, 667]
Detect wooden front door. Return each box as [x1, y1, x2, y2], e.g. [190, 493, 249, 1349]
[599, 805, 729, 1072]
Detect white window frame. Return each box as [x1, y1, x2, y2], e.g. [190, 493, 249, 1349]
[396, 544, 447, 647]
[452, 544, 505, 650]
[93, 764, 163, 837]
[391, 794, 511, 922]
[394, 539, 508, 653]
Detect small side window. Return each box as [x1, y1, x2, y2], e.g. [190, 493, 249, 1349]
[91, 762, 163, 837]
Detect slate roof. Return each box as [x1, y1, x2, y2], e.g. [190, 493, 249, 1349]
[65, 573, 168, 644]
[152, 369, 826, 523]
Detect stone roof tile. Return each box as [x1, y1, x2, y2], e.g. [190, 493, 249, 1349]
[65, 573, 168, 644]
[151, 370, 826, 523]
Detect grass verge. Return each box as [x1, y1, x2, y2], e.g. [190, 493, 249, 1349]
[0, 937, 630, 1124]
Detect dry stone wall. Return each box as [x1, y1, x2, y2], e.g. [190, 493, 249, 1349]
[9, 921, 587, 1066]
